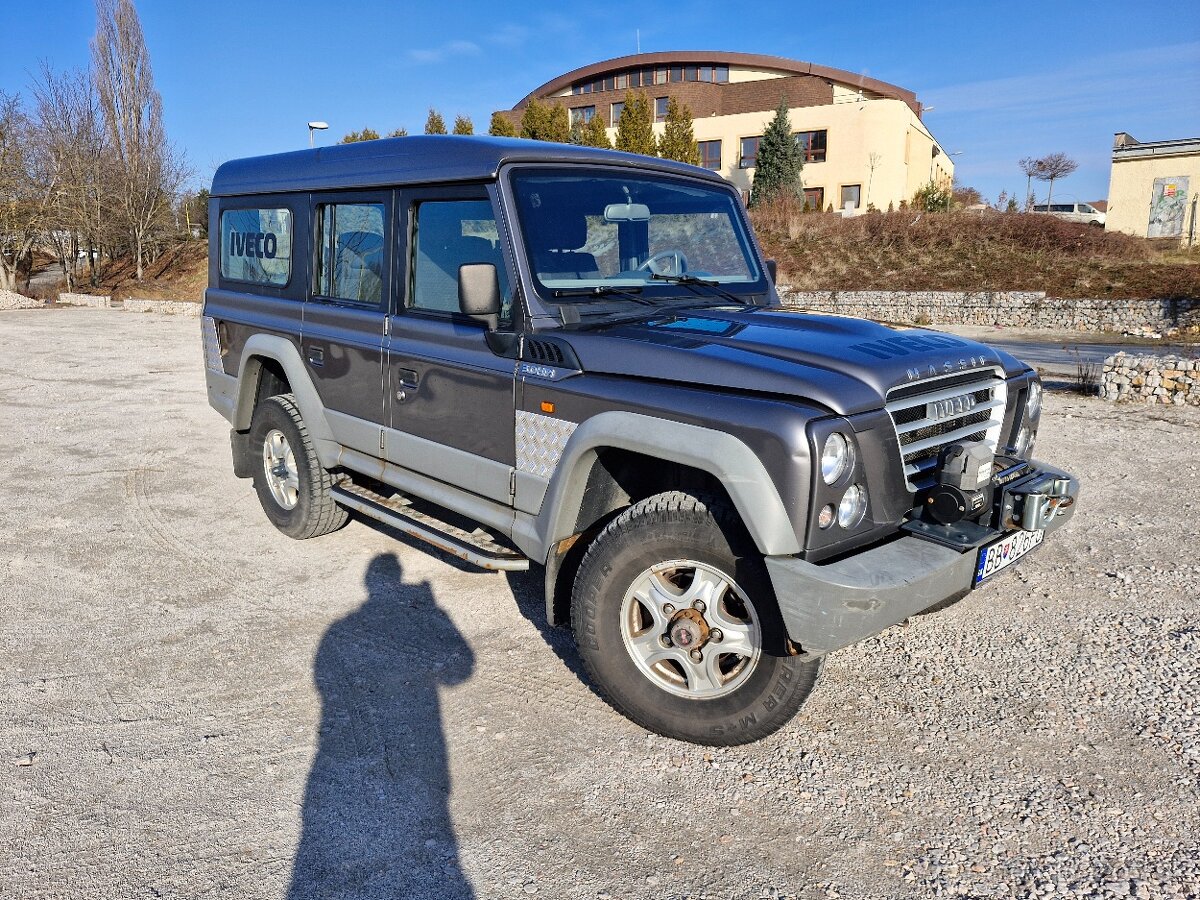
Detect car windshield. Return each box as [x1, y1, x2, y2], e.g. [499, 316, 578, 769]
[510, 168, 762, 299]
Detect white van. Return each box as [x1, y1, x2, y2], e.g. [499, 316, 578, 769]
[1032, 202, 1106, 227]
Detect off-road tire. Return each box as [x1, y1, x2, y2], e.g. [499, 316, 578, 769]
[570, 491, 822, 745]
[248, 393, 348, 539]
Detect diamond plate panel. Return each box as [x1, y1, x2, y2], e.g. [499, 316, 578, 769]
[201, 316, 223, 373]
[516, 411, 577, 478]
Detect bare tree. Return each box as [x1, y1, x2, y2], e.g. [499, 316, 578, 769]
[1033, 152, 1078, 209]
[1018, 157, 1044, 210]
[0, 92, 61, 292]
[32, 65, 113, 289]
[91, 0, 188, 280]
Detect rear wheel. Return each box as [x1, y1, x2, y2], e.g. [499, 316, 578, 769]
[570, 491, 821, 745]
[248, 394, 348, 539]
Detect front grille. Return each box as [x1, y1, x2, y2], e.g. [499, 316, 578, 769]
[885, 369, 1008, 491]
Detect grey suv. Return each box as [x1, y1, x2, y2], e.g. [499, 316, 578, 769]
[202, 136, 1078, 745]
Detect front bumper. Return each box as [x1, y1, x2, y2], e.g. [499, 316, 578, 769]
[765, 460, 1079, 655]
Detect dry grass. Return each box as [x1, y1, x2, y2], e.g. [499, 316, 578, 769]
[97, 240, 208, 302]
[749, 198, 1200, 300]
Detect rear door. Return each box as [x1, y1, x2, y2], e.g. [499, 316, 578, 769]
[385, 185, 517, 504]
[301, 191, 392, 454]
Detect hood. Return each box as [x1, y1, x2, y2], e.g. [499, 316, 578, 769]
[563, 306, 1029, 416]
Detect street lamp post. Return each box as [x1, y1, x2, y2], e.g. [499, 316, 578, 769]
[308, 121, 329, 148]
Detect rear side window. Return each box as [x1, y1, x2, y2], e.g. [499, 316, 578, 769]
[315, 203, 386, 304]
[220, 208, 292, 285]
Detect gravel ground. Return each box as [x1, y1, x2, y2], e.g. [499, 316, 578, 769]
[1, 308, 1198, 900]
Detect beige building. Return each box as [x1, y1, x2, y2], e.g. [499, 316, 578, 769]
[1107, 133, 1200, 244]
[496, 51, 953, 210]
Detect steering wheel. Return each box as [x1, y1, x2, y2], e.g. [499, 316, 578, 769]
[637, 250, 688, 277]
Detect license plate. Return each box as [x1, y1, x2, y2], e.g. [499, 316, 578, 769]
[975, 529, 1045, 585]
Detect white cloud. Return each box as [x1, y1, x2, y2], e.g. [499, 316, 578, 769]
[407, 39, 482, 65]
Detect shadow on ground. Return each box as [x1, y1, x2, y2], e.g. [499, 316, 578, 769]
[288, 552, 475, 899]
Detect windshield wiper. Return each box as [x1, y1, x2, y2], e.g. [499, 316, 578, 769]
[648, 273, 753, 305]
[553, 285, 652, 305]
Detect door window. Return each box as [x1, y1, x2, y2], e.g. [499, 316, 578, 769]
[409, 199, 510, 318]
[315, 203, 386, 304]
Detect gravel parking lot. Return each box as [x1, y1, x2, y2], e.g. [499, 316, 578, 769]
[2, 308, 1198, 900]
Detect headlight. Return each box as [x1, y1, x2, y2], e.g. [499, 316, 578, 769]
[1026, 380, 1042, 420]
[821, 432, 854, 484]
[837, 484, 867, 528]
[1014, 425, 1034, 458]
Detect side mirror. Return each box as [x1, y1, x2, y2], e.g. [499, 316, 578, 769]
[458, 263, 501, 330]
[765, 258, 777, 284]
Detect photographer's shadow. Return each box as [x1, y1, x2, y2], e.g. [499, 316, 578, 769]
[287, 552, 475, 899]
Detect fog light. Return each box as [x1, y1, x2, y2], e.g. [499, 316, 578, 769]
[837, 484, 867, 528]
[818, 504, 835, 529]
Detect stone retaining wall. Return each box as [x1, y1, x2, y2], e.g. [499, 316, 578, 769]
[779, 290, 1200, 335]
[124, 298, 201, 316]
[58, 292, 112, 308]
[1101, 352, 1200, 405]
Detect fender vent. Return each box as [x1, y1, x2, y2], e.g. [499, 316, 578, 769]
[525, 339, 565, 365]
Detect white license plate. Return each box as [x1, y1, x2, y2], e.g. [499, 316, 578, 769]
[975, 529, 1045, 585]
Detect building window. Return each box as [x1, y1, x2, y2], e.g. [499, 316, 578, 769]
[698, 140, 722, 171]
[570, 106, 595, 125]
[795, 130, 828, 163]
[715, 66, 729, 83]
[655, 68, 668, 85]
[610, 101, 624, 126]
[685, 66, 699, 82]
[739, 136, 760, 169]
[803, 187, 825, 210]
[669, 67, 683, 83]
[840, 184, 862, 211]
[655, 97, 670, 123]
[615, 74, 628, 90]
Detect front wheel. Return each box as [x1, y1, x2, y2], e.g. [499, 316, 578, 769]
[570, 491, 821, 745]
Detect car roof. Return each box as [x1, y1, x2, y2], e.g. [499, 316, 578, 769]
[210, 135, 727, 197]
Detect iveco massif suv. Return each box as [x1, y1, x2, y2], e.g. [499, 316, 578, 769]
[202, 136, 1078, 745]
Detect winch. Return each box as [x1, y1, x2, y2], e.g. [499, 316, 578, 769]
[925, 442, 993, 525]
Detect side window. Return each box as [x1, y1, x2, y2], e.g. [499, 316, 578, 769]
[410, 199, 510, 319]
[314, 203, 385, 304]
[220, 207, 292, 285]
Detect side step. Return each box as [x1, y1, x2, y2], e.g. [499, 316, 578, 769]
[331, 482, 529, 572]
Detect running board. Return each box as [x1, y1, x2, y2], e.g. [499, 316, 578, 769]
[331, 482, 529, 572]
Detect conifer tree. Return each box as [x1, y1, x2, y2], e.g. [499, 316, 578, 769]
[520, 99, 569, 143]
[424, 107, 447, 135]
[339, 127, 380, 143]
[657, 97, 699, 165]
[750, 98, 803, 207]
[488, 112, 517, 137]
[614, 91, 656, 157]
[579, 112, 612, 149]
[452, 114, 473, 135]
[387, 127, 408, 137]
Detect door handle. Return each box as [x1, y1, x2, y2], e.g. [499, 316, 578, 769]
[396, 368, 419, 387]
[307, 345, 325, 367]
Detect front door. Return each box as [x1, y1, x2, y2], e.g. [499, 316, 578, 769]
[385, 186, 517, 504]
[301, 191, 391, 453]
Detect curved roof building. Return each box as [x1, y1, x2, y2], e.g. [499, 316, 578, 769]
[496, 51, 952, 211]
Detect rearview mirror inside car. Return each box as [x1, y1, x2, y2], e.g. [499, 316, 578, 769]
[603, 202, 651, 223]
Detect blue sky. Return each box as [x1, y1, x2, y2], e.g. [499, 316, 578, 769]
[2, 0, 1197, 204]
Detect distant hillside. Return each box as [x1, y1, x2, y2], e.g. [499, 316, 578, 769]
[748, 204, 1200, 301]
